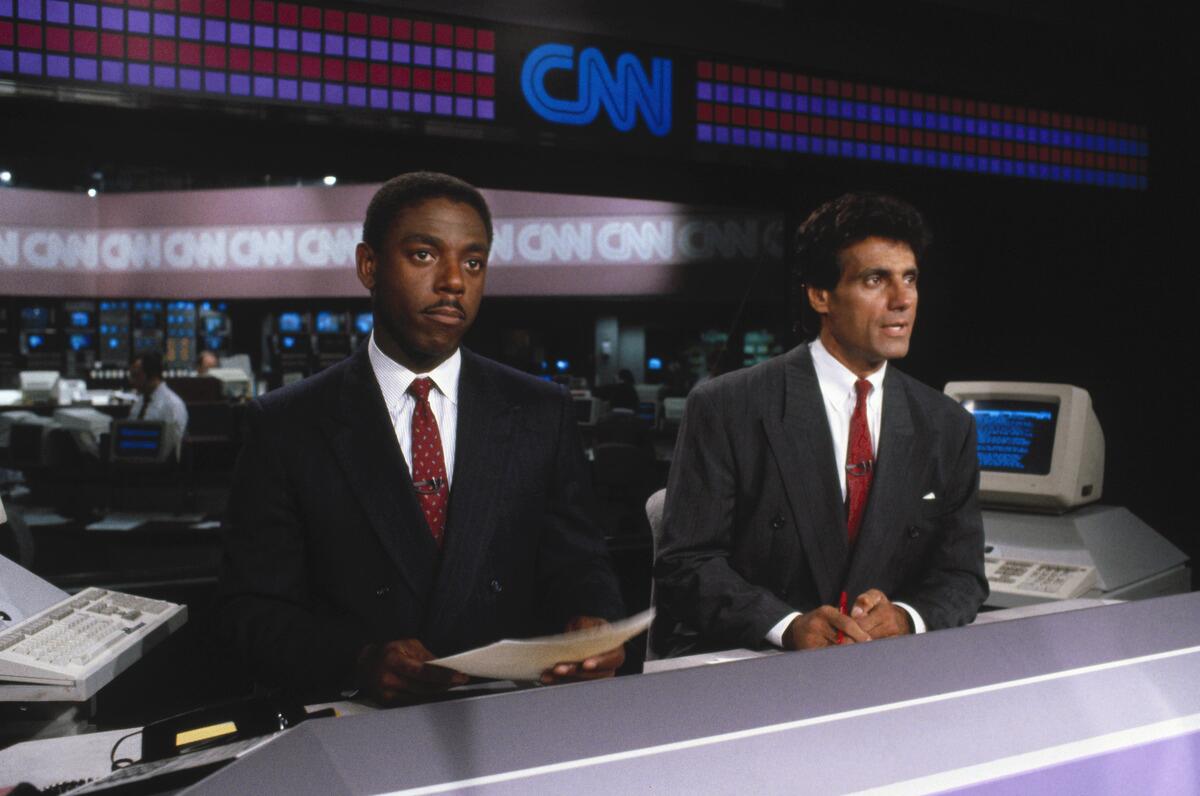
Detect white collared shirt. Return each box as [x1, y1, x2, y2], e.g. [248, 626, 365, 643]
[367, 333, 460, 489]
[130, 381, 189, 459]
[809, 335, 886, 502]
[766, 337, 924, 645]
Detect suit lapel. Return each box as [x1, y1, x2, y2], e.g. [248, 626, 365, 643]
[762, 346, 848, 604]
[321, 348, 438, 602]
[424, 349, 517, 634]
[844, 368, 930, 595]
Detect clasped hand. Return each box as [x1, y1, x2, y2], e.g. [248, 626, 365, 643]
[782, 589, 910, 650]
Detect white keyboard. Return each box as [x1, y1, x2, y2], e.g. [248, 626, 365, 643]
[0, 587, 186, 687]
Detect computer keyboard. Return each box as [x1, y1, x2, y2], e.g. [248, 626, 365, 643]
[0, 587, 186, 687]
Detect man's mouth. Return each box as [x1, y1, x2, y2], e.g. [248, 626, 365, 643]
[423, 303, 466, 323]
[881, 321, 909, 336]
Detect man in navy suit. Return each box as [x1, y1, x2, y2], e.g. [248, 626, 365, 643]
[219, 172, 625, 702]
[653, 193, 987, 658]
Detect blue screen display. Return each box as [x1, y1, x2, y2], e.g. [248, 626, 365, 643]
[355, 313, 374, 334]
[279, 313, 302, 333]
[26, 333, 44, 350]
[69, 333, 94, 351]
[647, 357, 663, 371]
[971, 400, 1058, 475]
[20, 307, 49, 329]
[316, 312, 342, 333]
[281, 335, 297, 350]
[69, 311, 91, 328]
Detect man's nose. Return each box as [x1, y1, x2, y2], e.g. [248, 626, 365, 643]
[436, 258, 466, 292]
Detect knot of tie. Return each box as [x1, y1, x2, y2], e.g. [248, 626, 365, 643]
[854, 378, 872, 403]
[408, 377, 434, 403]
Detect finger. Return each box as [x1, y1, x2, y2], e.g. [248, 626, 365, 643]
[410, 662, 467, 685]
[581, 646, 625, 672]
[851, 589, 884, 618]
[828, 612, 872, 643]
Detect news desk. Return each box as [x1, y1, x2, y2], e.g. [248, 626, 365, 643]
[186, 593, 1200, 795]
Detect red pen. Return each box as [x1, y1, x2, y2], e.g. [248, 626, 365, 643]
[836, 591, 847, 645]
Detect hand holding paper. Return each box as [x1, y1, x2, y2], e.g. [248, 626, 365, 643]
[431, 609, 654, 682]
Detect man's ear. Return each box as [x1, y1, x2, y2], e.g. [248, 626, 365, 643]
[806, 284, 830, 316]
[355, 242, 376, 292]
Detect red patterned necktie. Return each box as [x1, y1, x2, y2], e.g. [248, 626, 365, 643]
[845, 378, 875, 545]
[408, 377, 449, 547]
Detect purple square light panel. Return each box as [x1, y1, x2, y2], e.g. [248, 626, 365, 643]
[369, 39, 387, 61]
[47, 0, 69, 24]
[100, 6, 122, 30]
[455, 96, 472, 117]
[0, 52, 12, 73]
[127, 9, 149, 33]
[277, 28, 296, 50]
[230, 73, 250, 96]
[714, 126, 729, 145]
[434, 47, 451, 69]
[277, 78, 297, 99]
[253, 75, 273, 97]
[153, 64, 175, 88]
[204, 19, 224, 43]
[73, 57, 97, 80]
[324, 33, 343, 56]
[0, 0, 13, 17]
[696, 124, 712, 143]
[301, 31, 320, 53]
[301, 80, 320, 102]
[203, 70, 224, 93]
[413, 92, 431, 113]
[369, 87, 387, 108]
[476, 99, 494, 120]
[391, 90, 410, 111]
[347, 36, 365, 59]
[46, 53, 69, 77]
[323, 83, 342, 104]
[74, 3, 97, 27]
[16, 0, 39, 21]
[697, 82, 712, 101]
[347, 85, 366, 107]
[100, 59, 122, 82]
[253, 24, 272, 48]
[413, 45, 431, 66]
[229, 22, 250, 46]
[127, 63, 149, 85]
[153, 12, 174, 36]
[434, 94, 452, 115]
[179, 67, 200, 90]
[178, 16, 200, 39]
[391, 43, 409, 63]
[477, 52, 494, 73]
[455, 50, 473, 71]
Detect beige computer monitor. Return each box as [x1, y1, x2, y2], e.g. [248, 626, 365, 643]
[943, 381, 1104, 514]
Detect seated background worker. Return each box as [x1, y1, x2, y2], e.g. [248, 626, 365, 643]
[196, 349, 220, 376]
[652, 192, 986, 658]
[128, 350, 189, 459]
[218, 172, 625, 703]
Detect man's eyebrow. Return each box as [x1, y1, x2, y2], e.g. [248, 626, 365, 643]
[397, 232, 444, 247]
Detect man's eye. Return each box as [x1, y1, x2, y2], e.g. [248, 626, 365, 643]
[412, 250, 433, 261]
[465, 258, 486, 271]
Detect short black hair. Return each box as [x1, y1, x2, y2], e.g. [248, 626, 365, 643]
[361, 171, 493, 253]
[794, 192, 931, 291]
[134, 350, 163, 379]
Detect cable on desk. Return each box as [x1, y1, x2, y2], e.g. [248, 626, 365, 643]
[109, 728, 143, 770]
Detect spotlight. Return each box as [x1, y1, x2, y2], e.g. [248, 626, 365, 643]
[322, 175, 337, 187]
[0, 170, 12, 184]
[87, 188, 98, 198]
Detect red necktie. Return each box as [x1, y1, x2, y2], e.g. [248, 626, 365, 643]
[408, 377, 449, 547]
[845, 378, 874, 545]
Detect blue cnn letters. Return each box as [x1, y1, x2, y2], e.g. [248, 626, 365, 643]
[521, 43, 672, 137]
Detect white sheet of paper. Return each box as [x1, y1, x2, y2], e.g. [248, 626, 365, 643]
[430, 609, 654, 681]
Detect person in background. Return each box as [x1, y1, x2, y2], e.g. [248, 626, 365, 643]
[196, 350, 220, 376]
[128, 350, 189, 459]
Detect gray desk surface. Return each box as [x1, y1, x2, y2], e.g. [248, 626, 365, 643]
[185, 593, 1200, 795]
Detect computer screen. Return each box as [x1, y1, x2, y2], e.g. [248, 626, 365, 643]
[944, 382, 1104, 513]
[278, 313, 303, 333]
[111, 421, 164, 463]
[68, 311, 92, 329]
[68, 333, 95, 352]
[355, 313, 374, 335]
[315, 312, 345, 334]
[20, 307, 50, 329]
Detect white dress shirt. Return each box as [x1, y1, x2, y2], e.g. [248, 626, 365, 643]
[130, 381, 189, 459]
[368, 333, 460, 489]
[766, 337, 925, 646]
